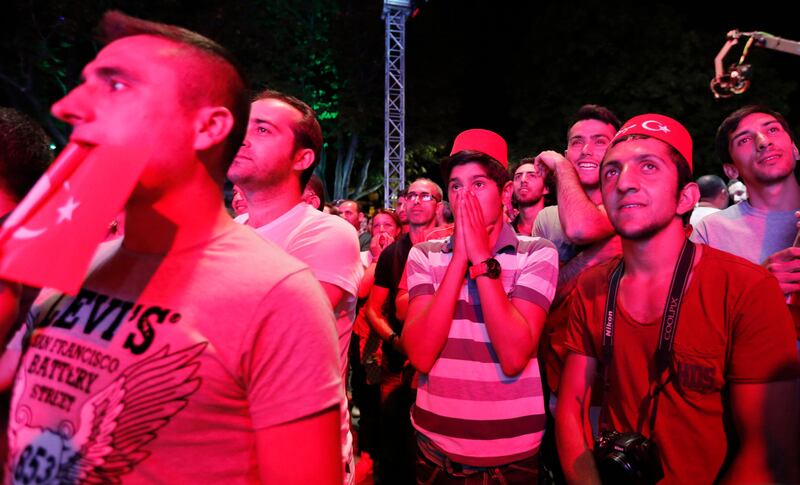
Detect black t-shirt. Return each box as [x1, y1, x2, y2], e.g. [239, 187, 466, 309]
[374, 232, 413, 372]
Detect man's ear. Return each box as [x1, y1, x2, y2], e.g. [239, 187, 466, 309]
[292, 148, 315, 172]
[501, 180, 513, 201]
[194, 106, 235, 151]
[677, 182, 700, 217]
[722, 163, 739, 181]
[305, 194, 321, 210]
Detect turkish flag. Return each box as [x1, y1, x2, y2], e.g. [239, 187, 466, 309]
[0, 143, 146, 295]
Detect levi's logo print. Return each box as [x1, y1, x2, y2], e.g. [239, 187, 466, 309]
[8, 289, 206, 484]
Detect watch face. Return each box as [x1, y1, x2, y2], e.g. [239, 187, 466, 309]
[485, 258, 501, 279]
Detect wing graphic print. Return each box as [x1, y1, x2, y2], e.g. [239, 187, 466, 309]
[59, 342, 207, 483]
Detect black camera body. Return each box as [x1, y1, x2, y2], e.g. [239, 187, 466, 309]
[594, 430, 664, 485]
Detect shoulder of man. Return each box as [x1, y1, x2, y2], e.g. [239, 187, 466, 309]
[533, 205, 559, 229]
[698, 244, 774, 281]
[515, 233, 558, 255]
[692, 202, 746, 230]
[411, 237, 451, 258]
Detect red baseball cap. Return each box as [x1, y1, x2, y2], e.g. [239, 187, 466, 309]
[450, 129, 508, 169]
[611, 114, 693, 171]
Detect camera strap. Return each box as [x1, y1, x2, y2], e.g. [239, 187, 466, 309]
[600, 239, 696, 431]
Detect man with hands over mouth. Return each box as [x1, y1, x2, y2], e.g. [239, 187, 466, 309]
[402, 129, 558, 484]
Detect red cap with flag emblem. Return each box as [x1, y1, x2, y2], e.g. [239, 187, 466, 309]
[611, 114, 693, 171]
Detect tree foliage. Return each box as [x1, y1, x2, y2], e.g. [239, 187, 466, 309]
[2, 0, 798, 202]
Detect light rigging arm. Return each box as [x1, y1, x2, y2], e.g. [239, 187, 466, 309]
[710, 30, 800, 98]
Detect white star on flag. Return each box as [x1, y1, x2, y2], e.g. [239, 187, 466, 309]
[57, 196, 80, 223]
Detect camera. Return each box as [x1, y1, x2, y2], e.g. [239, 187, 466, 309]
[593, 430, 664, 485]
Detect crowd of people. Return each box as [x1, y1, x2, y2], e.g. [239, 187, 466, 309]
[0, 11, 797, 485]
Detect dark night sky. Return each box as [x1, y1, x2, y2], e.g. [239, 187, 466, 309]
[2, 0, 798, 180]
[400, 1, 800, 171]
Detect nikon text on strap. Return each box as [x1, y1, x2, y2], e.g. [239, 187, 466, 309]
[599, 239, 696, 431]
[601, 238, 695, 369]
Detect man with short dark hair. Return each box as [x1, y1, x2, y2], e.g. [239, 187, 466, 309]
[338, 199, 371, 250]
[510, 157, 548, 236]
[2, 12, 343, 484]
[0, 108, 53, 467]
[396, 189, 410, 233]
[534, 104, 622, 301]
[0, 108, 53, 216]
[303, 173, 326, 210]
[692, 105, 800, 270]
[403, 129, 558, 484]
[0, 107, 52, 333]
[689, 174, 728, 226]
[692, 105, 800, 345]
[228, 89, 363, 484]
[532, 107, 624, 459]
[557, 114, 799, 484]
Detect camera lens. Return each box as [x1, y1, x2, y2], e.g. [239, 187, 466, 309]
[598, 452, 641, 484]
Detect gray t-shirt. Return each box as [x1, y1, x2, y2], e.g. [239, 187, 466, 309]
[690, 200, 797, 264]
[533, 205, 580, 262]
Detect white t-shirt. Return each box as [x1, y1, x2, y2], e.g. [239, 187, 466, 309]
[237, 203, 362, 484]
[688, 205, 720, 227]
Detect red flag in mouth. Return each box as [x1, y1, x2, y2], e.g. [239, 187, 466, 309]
[0, 143, 147, 295]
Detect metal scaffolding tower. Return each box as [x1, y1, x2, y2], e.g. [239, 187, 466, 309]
[382, 1, 410, 208]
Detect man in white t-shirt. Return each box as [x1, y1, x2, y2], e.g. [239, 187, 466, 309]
[228, 89, 363, 485]
[689, 174, 728, 227]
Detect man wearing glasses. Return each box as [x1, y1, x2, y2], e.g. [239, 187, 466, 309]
[364, 178, 441, 485]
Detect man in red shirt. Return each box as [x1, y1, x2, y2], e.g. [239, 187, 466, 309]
[556, 114, 799, 484]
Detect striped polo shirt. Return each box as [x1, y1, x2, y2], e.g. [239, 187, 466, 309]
[407, 223, 558, 466]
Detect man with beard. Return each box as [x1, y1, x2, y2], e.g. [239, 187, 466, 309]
[691, 106, 800, 347]
[557, 114, 798, 484]
[510, 158, 549, 236]
[692, 106, 800, 290]
[227, 89, 363, 484]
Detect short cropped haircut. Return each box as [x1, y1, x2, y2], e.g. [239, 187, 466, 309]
[338, 199, 363, 213]
[0, 108, 53, 201]
[98, 11, 250, 169]
[253, 89, 323, 190]
[715, 105, 797, 166]
[607, 134, 693, 224]
[441, 150, 510, 195]
[409, 177, 444, 201]
[696, 174, 727, 200]
[567, 104, 622, 138]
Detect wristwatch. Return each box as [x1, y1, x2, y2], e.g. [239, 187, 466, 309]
[469, 258, 501, 279]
